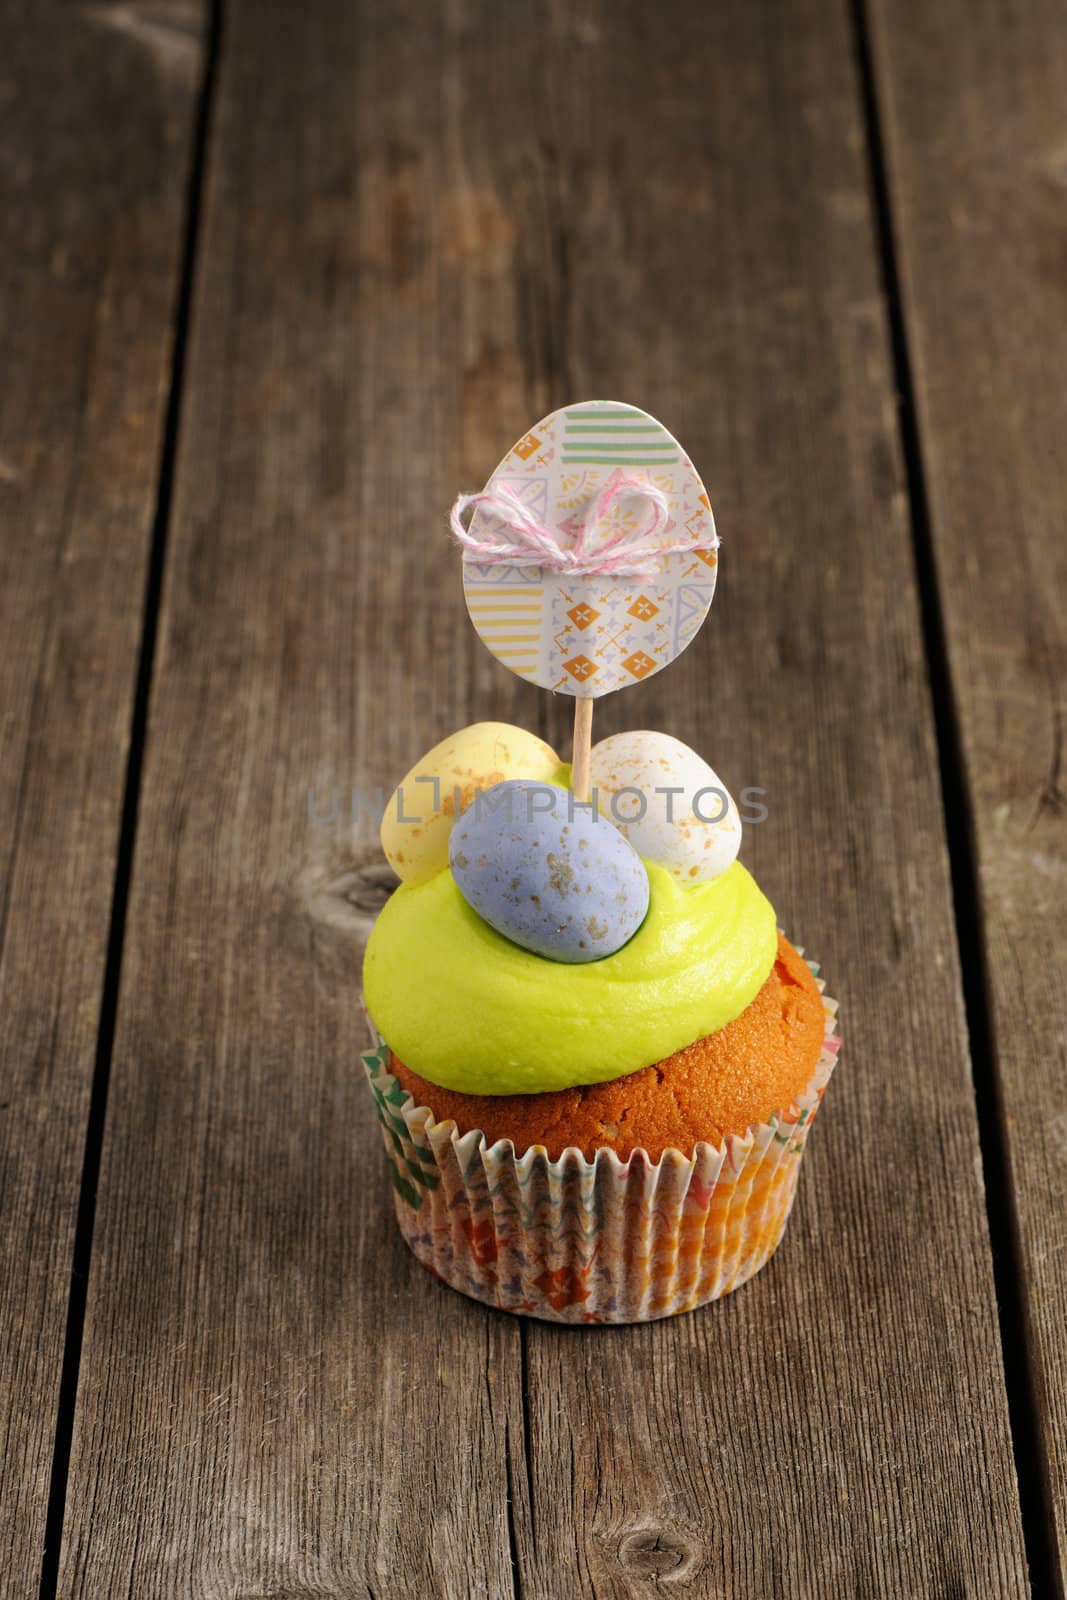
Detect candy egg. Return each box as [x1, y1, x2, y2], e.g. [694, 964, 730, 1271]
[449, 779, 650, 963]
[589, 730, 742, 885]
[381, 723, 561, 885]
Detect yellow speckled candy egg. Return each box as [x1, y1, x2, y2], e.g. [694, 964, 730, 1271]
[381, 722, 562, 885]
[589, 729, 742, 885]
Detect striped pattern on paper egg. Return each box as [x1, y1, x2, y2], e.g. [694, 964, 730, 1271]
[461, 401, 717, 697]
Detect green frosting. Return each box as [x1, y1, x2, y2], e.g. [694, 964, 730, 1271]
[362, 860, 777, 1096]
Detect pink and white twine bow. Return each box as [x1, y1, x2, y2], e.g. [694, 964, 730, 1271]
[450, 472, 717, 582]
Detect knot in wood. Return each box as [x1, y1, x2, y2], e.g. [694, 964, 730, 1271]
[615, 1522, 702, 1582]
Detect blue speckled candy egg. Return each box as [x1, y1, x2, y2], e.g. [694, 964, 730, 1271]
[448, 779, 650, 963]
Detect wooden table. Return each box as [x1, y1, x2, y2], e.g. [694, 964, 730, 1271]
[2, 1, 1065, 1594]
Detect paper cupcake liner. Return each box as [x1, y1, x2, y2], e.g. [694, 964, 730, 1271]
[362, 953, 839, 1324]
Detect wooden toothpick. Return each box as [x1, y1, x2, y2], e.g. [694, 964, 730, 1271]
[571, 697, 594, 802]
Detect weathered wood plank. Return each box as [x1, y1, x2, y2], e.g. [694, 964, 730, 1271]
[58, 0, 1027, 1595]
[497, 2, 1031, 1591]
[866, 0, 1067, 1585]
[55, 4, 528, 1596]
[0, 3, 203, 1593]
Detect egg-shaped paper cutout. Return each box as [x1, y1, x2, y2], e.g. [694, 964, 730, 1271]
[449, 778, 650, 963]
[462, 401, 717, 697]
[381, 723, 561, 885]
[589, 731, 742, 885]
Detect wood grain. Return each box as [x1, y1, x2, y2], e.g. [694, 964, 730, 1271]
[55, 4, 529, 1596]
[866, 0, 1067, 1586]
[494, 2, 1030, 1591]
[0, 2, 202, 1593]
[56, 0, 1027, 1594]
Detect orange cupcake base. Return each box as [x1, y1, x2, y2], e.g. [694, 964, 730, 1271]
[362, 949, 840, 1324]
[389, 932, 826, 1161]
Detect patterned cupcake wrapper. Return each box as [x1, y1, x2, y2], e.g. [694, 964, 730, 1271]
[362, 954, 839, 1324]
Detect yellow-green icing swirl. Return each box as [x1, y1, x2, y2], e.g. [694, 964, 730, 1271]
[362, 860, 777, 1096]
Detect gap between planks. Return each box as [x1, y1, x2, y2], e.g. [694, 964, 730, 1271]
[35, 4, 226, 1597]
[849, 0, 1055, 1590]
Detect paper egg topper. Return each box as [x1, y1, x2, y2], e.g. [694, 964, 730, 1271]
[451, 401, 718, 699]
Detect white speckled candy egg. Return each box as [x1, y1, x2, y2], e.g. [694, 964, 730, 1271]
[449, 779, 649, 962]
[380, 722, 562, 885]
[589, 730, 742, 885]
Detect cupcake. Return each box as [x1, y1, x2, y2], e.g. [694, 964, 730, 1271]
[360, 402, 840, 1323]
[362, 725, 839, 1324]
